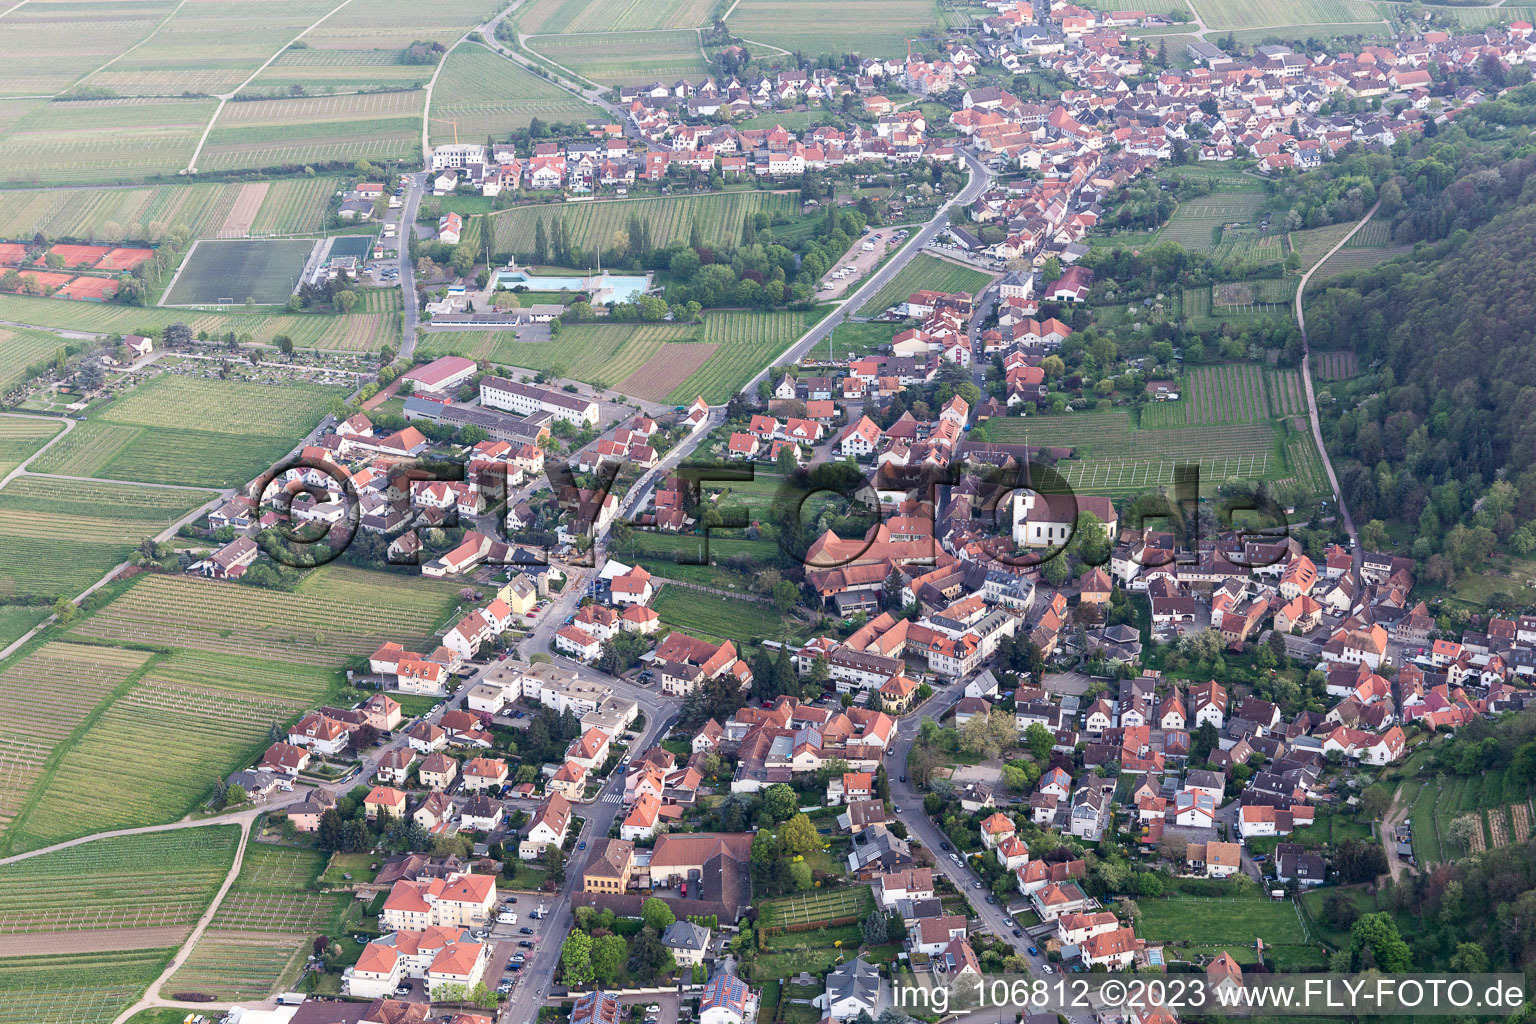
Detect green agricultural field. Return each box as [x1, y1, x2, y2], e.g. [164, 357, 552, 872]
[1289, 221, 1356, 272]
[0, 825, 238, 927]
[1187, 0, 1384, 31]
[429, 44, 602, 146]
[0, 0, 178, 98]
[30, 372, 346, 488]
[0, 178, 341, 242]
[169, 843, 348, 1001]
[987, 410, 1289, 497]
[517, 0, 716, 33]
[10, 651, 337, 849]
[488, 191, 799, 258]
[163, 238, 317, 306]
[422, 308, 816, 403]
[72, 565, 466, 667]
[0, 644, 153, 845]
[0, 97, 217, 186]
[0, 604, 48, 652]
[1157, 189, 1267, 252]
[199, 90, 425, 173]
[0, 293, 398, 351]
[0, 415, 63, 477]
[0, 475, 218, 600]
[857, 253, 992, 315]
[80, 0, 346, 97]
[524, 30, 710, 86]
[652, 584, 777, 644]
[0, 948, 174, 1024]
[727, 0, 943, 56]
[0, 329, 70, 394]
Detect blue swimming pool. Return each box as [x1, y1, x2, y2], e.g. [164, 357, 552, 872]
[493, 269, 650, 304]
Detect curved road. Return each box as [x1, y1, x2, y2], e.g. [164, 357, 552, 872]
[1293, 200, 1378, 584]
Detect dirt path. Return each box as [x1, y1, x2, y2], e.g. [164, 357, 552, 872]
[1294, 200, 1378, 587]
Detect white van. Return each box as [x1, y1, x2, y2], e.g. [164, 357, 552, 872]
[499, 911, 518, 925]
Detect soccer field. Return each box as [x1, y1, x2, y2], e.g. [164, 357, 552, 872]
[163, 239, 318, 306]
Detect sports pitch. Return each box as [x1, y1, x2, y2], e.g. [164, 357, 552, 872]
[162, 239, 318, 306]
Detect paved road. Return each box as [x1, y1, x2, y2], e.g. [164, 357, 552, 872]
[1293, 200, 1377, 585]
[743, 150, 994, 393]
[399, 171, 427, 358]
[498, 702, 679, 1024]
[885, 683, 1091, 1024]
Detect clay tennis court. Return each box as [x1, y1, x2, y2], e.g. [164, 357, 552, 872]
[0, 243, 27, 265]
[46, 243, 112, 267]
[56, 276, 118, 300]
[96, 246, 153, 271]
[19, 270, 75, 291]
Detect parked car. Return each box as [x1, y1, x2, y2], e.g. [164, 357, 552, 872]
[519, 927, 534, 935]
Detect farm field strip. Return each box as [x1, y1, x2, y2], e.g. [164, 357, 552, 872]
[487, 191, 797, 256]
[0, 177, 345, 240]
[857, 253, 992, 315]
[0, 948, 173, 1024]
[169, 843, 344, 1000]
[428, 44, 601, 146]
[522, 30, 711, 86]
[1186, 0, 1384, 31]
[0, 826, 238, 931]
[0, 644, 152, 844]
[0, 329, 69, 394]
[516, 0, 715, 33]
[72, 567, 465, 667]
[13, 651, 334, 847]
[0, 97, 217, 186]
[724, 0, 942, 56]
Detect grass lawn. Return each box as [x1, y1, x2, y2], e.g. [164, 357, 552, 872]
[652, 584, 779, 646]
[857, 253, 993, 316]
[1137, 892, 1307, 946]
[505, 862, 550, 891]
[319, 852, 380, 885]
[821, 319, 899, 359]
[391, 693, 447, 719]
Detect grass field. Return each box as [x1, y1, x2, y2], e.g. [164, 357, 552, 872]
[30, 372, 346, 488]
[164, 238, 316, 306]
[0, 826, 238, 931]
[0, 293, 398, 352]
[10, 651, 337, 849]
[200, 90, 424, 173]
[0, 475, 217, 600]
[1138, 892, 1308, 947]
[0, 416, 63, 478]
[1157, 189, 1267, 253]
[170, 843, 348, 1000]
[0, 178, 341, 243]
[726, 0, 943, 56]
[72, 565, 466, 667]
[487, 191, 798, 257]
[421, 308, 815, 403]
[0, 644, 153, 845]
[523, 31, 710, 86]
[516, 0, 715, 33]
[0, 97, 217, 187]
[987, 409, 1290, 497]
[857, 253, 992, 315]
[429, 44, 602, 146]
[1186, 0, 1384, 31]
[0, 947, 173, 1024]
[652, 584, 776, 645]
[0, 604, 49, 652]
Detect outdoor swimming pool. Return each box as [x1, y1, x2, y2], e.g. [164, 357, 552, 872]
[492, 269, 650, 304]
